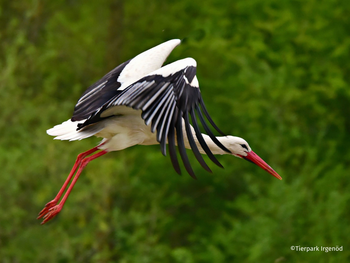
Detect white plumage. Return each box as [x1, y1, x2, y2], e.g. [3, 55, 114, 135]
[38, 39, 281, 224]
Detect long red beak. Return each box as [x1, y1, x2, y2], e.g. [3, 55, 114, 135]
[242, 151, 282, 180]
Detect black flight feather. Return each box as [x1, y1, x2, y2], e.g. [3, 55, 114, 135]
[195, 105, 231, 153]
[72, 59, 131, 121]
[168, 107, 181, 174]
[176, 110, 196, 179]
[190, 108, 223, 168]
[184, 111, 212, 173]
[199, 98, 226, 136]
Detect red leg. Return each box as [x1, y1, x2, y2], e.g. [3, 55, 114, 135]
[38, 146, 101, 219]
[40, 150, 108, 224]
[37, 146, 101, 219]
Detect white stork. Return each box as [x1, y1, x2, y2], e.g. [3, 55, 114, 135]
[38, 39, 281, 224]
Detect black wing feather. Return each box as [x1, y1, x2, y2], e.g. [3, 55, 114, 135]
[199, 98, 226, 136]
[168, 107, 181, 174]
[190, 107, 224, 168]
[72, 60, 131, 121]
[176, 110, 196, 179]
[195, 105, 231, 153]
[184, 112, 212, 173]
[151, 90, 173, 132]
[160, 101, 176, 156]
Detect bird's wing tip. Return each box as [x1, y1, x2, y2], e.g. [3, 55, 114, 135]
[161, 39, 181, 49]
[171, 39, 181, 44]
[183, 57, 197, 67]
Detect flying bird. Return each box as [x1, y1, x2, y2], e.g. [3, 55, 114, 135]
[38, 39, 281, 224]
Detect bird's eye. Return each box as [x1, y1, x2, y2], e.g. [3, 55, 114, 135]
[240, 144, 248, 151]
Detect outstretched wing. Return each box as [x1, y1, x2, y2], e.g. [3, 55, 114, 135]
[72, 39, 182, 122]
[80, 58, 230, 178]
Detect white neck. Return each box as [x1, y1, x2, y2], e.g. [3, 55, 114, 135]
[182, 124, 230, 155]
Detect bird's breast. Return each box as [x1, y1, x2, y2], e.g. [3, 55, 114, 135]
[95, 106, 158, 151]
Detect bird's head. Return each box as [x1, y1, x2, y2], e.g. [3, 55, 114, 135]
[226, 136, 282, 180]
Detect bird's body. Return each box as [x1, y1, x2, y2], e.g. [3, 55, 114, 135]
[50, 105, 241, 154]
[38, 39, 281, 224]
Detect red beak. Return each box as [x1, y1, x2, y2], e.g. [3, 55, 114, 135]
[242, 151, 282, 180]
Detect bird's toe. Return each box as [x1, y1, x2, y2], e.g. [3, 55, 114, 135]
[37, 199, 58, 219]
[40, 205, 62, 224]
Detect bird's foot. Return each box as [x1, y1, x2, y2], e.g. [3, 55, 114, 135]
[39, 204, 62, 224]
[37, 199, 58, 219]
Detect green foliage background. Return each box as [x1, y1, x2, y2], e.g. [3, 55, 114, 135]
[1, 0, 350, 262]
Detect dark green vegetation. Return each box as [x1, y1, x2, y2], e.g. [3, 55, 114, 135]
[1, 0, 350, 262]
